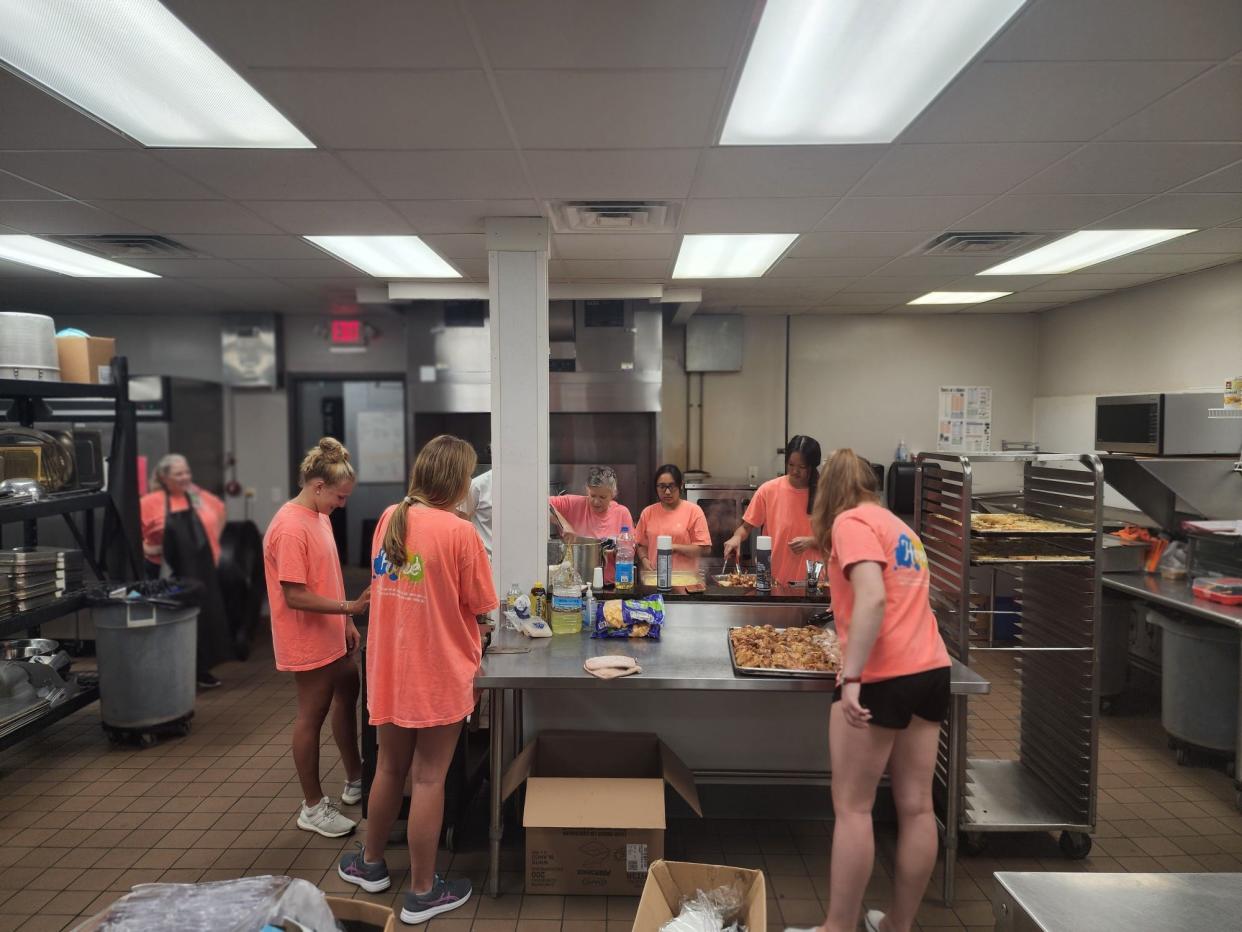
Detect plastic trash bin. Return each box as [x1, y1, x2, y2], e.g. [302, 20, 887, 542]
[89, 579, 202, 746]
[1149, 608, 1239, 758]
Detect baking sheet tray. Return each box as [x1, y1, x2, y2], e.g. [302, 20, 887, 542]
[728, 626, 838, 680]
[969, 514, 1093, 535]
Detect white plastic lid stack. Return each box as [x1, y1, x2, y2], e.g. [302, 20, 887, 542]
[592, 567, 604, 589]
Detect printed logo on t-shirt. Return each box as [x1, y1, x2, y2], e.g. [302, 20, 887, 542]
[373, 548, 425, 584]
[894, 534, 927, 572]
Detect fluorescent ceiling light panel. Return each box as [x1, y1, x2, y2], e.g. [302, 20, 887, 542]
[909, 291, 1011, 305]
[978, 230, 1197, 275]
[306, 236, 461, 279]
[0, 235, 157, 277]
[672, 234, 798, 279]
[0, 0, 312, 148]
[721, 0, 1026, 145]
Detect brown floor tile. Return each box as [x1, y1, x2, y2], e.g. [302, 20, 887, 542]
[561, 897, 607, 921]
[518, 895, 564, 920]
[477, 896, 525, 919]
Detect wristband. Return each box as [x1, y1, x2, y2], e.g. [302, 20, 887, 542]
[341, 600, 347, 615]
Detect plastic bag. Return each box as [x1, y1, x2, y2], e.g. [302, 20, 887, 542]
[659, 883, 746, 932]
[591, 595, 665, 640]
[70, 876, 339, 932]
[1158, 540, 1188, 580]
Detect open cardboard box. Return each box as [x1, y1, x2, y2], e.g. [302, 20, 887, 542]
[502, 731, 702, 896]
[55, 335, 115, 384]
[633, 860, 767, 932]
[325, 896, 396, 931]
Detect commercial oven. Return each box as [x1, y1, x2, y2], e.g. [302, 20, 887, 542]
[684, 477, 758, 559]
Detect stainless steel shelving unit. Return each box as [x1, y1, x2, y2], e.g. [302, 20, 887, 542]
[916, 452, 1103, 861]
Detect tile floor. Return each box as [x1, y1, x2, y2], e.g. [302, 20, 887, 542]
[1, 638, 1241, 931]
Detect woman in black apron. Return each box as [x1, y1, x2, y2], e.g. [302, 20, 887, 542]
[140, 455, 232, 688]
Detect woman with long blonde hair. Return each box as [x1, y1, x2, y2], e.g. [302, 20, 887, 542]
[339, 435, 498, 925]
[807, 449, 951, 932]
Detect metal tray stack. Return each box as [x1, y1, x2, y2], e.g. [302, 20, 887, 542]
[0, 549, 61, 619]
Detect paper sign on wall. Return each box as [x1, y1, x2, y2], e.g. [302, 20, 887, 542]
[938, 386, 992, 453]
[356, 411, 405, 483]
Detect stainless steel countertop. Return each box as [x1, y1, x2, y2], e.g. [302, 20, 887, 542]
[994, 871, 1242, 931]
[477, 608, 989, 694]
[1102, 572, 1242, 630]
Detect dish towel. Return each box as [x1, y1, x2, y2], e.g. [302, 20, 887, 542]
[584, 656, 642, 679]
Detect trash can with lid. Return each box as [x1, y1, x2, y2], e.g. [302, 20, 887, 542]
[89, 579, 201, 745]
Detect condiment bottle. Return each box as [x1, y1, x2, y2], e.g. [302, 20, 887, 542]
[755, 535, 772, 591]
[656, 535, 673, 591]
[530, 582, 547, 620]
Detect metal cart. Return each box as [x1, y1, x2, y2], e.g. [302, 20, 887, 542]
[916, 452, 1103, 861]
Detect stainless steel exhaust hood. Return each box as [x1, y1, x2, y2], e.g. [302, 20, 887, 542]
[1101, 455, 1242, 531]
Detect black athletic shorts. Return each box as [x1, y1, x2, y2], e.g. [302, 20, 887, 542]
[832, 666, 951, 729]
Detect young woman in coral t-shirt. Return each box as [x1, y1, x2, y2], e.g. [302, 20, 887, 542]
[339, 435, 498, 925]
[810, 449, 950, 932]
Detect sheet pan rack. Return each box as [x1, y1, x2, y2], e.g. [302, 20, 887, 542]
[916, 452, 1103, 862]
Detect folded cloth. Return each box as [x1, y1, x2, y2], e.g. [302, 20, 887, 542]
[584, 655, 642, 680]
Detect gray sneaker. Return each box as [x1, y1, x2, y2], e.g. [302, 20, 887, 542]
[400, 875, 472, 925]
[296, 796, 356, 838]
[338, 843, 391, 893]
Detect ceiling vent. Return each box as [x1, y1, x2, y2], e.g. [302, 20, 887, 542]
[918, 231, 1050, 257]
[549, 200, 680, 234]
[47, 234, 202, 260]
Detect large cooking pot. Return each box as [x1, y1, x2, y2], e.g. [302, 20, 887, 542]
[570, 538, 603, 584]
[0, 638, 59, 660]
[0, 312, 60, 381]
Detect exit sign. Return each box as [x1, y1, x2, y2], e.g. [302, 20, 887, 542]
[330, 318, 364, 345]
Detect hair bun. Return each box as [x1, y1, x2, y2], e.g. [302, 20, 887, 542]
[316, 436, 349, 463]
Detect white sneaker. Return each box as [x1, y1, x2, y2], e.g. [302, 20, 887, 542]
[341, 778, 362, 806]
[297, 796, 356, 838]
[864, 910, 886, 932]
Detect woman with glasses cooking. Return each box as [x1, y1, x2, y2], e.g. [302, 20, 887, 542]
[635, 464, 711, 578]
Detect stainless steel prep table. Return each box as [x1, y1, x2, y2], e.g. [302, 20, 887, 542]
[476, 618, 989, 903]
[993, 870, 1242, 930]
[1103, 571, 1242, 807]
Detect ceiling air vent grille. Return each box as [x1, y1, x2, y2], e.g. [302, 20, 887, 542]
[549, 200, 680, 234]
[919, 231, 1050, 257]
[47, 234, 202, 260]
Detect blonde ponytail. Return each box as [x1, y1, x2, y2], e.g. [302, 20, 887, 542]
[382, 436, 476, 567]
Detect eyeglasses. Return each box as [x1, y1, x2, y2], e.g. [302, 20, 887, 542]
[656, 483, 679, 492]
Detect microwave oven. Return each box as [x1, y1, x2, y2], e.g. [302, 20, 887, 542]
[1095, 392, 1241, 455]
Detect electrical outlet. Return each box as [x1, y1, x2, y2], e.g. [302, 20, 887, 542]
[747, 465, 759, 483]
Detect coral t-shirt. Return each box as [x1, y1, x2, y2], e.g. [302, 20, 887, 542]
[827, 503, 950, 683]
[549, 494, 634, 542]
[263, 502, 347, 672]
[140, 489, 226, 566]
[743, 477, 823, 585]
[366, 505, 499, 729]
[635, 500, 712, 572]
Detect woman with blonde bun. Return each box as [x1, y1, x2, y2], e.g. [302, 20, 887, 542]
[263, 437, 371, 838]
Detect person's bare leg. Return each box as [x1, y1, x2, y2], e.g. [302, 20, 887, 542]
[408, 721, 464, 893]
[330, 658, 363, 783]
[291, 663, 337, 804]
[883, 717, 942, 932]
[823, 704, 898, 932]
[364, 724, 416, 863]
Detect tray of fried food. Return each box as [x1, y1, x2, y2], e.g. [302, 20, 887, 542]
[728, 624, 841, 678]
[970, 512, 1092, 535]
[713, 571, 758, 588]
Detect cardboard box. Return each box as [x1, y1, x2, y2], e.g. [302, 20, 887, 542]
[633, 860, 768, 932]
[56, 334, 115, 384]
[326, 895, 397, 931]
[502, 731, 702, 896]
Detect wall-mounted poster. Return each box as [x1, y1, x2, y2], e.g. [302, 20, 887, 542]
[938, 386, 992, 453]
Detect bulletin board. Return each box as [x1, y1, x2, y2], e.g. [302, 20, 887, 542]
[938, 386, 992, 453]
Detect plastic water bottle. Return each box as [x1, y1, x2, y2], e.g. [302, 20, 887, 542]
[895, 438, 910, 462]
[615, 526, 636, 591]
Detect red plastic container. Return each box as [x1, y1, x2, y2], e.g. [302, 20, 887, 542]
[1192, 576, 1242, 606]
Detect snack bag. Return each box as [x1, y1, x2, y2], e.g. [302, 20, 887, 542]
[591, 595, 665, 640]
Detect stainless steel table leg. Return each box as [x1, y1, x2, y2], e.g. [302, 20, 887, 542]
[1235, 646, 1242, 807]
[943, 693, 966, 906]
[488, 687, 505, 897]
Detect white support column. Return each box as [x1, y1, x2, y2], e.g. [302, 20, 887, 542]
[487, 217, 550, 599]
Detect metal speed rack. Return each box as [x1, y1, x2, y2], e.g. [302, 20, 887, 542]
[916, 452, 1103, 862]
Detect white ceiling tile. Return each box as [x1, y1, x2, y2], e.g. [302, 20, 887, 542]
[525, 150, 700, 199]
[0, 152, 216, 200]
[788, 232, 934, 259]
[839, 276, 963, 294]
[155, 152, 374, 201]
[958, 304, 1049, 314]
[0, 170, 63, 200]
[903, 62, 1207, 143]
[681, 198, 835, 234]
[1084, 253, 1239, 275]
[823, 293, 916, 307]
[444, 258, 488, 279]
[95, 201, 280, 235]
[1181, 159, 1242, 193]
[187, 278, 297, 300]
[170, 235, 325, 260]
[943, 274, 1058, 292]
[340, 151, 531, 199]
[393, 200, 540, 233]
[989, 289, 1107, 305]
[1145, 228, 1242, 253]
[816, 197, 992, 232]
[1025, 274, 1168, 292]
[552, 233, 676, 260]
[549, 259, 670, 279]
[1087, 193, 1242, 228]
[768, 257, 891, 278]
[495, 70, 723, 149]
[165, 0, 479, 68]
[235, 258, 365, 278]
[802, 306, 888, 316]
[253, 70, 511, 149]
[1015, 143, 1242, 195]
[954, 195, 1145, 231]
[1104, 65, 1242, 142]
[0, 72, 132, 149]
[871, 256, 998, 277]
[118, 258, 249, 278]
[854, 144, 1077, 196]
[470, 0, 749, 69]
[420, 234, 487, 259]
[0, 260, 59, 279]
[694, 147, 883, 197]
[0, 201, 152, 234]
[986, 0, 1242, 61]
[239, 201, 414, 235]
